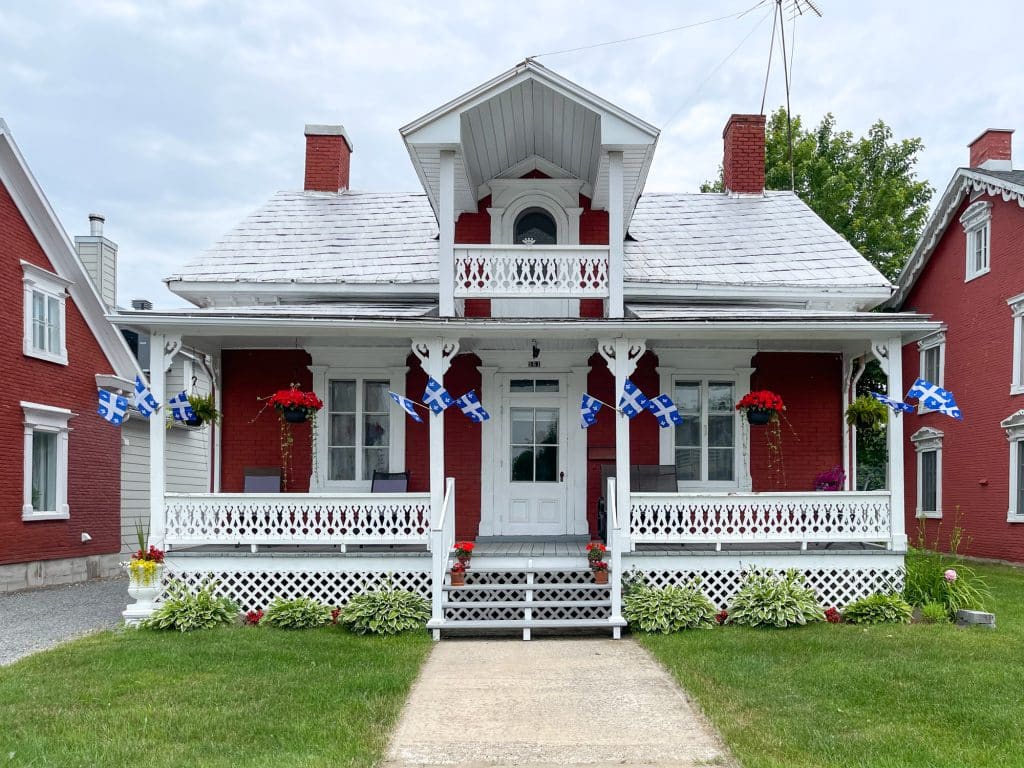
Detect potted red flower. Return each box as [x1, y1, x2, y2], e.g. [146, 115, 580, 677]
[268, 386, 324, 424]
[591, 559, 609, 585]
[735, 390, 785, 425]
[453, 541, 475, 566]
[586, 542, 606, 565]
[450, 560, 467, 587]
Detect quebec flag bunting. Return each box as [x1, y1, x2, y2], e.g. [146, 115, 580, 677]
[618, 378, 650, 419]
[168, 391, 195, 422]
[422, 377, 454, 415]
[905, 378, 963, 421]
[455, 390, 490, 423]
[645, 393, 685, 429]
[580, 394, 603, 429]
[134, 375, 160, 418]
[97, 390, 129, 426]
[870, 391, 914, 415]
[389, 391, 423, 423]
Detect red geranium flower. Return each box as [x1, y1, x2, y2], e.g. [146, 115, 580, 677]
[715, 610, 729, 625]
[268, 387, 324, 413]
[245, 609, 264, 626]
[735, 390, 785, 414]
[825, 607, 842, 624]
[132, 545, 165, 563]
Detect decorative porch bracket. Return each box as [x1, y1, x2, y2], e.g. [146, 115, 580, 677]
[412, 338, 460, 532]
[870, 337, 908, 552]
[598, 337, 646, 632]
[148, 332, 182, 553]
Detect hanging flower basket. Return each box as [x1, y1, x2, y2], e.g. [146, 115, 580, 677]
[735, 391, 785, 425]
[282, 406, 309, 424]
[268, 388, 324, 422]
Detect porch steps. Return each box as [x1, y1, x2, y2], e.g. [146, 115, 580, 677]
[432, 564, 624, 640]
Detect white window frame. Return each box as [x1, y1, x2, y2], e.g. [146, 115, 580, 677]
[917, 331, 946, 413]
[1001, 410, 1024, 522]
[960, 200, 992, 282]
[659, 370, 751, 491]
[1009, 293, 1024, 395]
[22, 261, 71, 365]
[310, 367, 406, 491]
[910, 426, 943, 519]
[21, 402, 73, 521]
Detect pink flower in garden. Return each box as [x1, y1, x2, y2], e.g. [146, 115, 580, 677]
[944, 569, 958, 582]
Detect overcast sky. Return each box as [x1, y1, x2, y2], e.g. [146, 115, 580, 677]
[2, 0, 1023, 308]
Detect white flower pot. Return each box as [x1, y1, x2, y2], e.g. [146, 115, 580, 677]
[123, 563, 164, 626]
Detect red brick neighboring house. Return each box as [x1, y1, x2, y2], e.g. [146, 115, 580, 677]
[890, 129, 1024, 562]
[0, 120, 139, 591]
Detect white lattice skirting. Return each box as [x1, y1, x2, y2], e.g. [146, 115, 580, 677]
[624, 553, 905, 610]
[161, 556, 431, 612]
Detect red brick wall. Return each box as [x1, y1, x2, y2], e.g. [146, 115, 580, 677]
[304, 133, 351, 192]
[580, 193, 608, 246]
[749, 352, 844, 491]
[405, 354, 482, 539]
[0, 183, 122, 566]
[220, 350, 313, 493]
[969, 130, 1012, 169]
[723, 114, 766, 195]
[901, 193, 1024, 561]
[584, 351, 661, 536]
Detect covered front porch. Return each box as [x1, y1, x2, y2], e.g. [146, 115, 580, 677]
[119, 309, 937, 637]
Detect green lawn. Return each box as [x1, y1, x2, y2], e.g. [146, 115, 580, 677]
[0, 627, 431, 768]
[639, 561, 1024, 768]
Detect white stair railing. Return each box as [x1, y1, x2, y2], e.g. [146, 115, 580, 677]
[428, 477, 456, 640]
[608, 477, 624, 639]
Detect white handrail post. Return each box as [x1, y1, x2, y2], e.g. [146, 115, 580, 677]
[885, 335, 907, 552]
[148, 332, 177, 551]
[429, 477, 455, 641]
[608, 477, 624, 639]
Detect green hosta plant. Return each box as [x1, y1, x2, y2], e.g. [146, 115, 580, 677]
[623, 581, 717, 633]
[841, 593, 913, 625]
[263, 597, 333, 629]
[339, 587, 430, 635]
[727, 569, 825, 628]
[142, 581, 237, 632]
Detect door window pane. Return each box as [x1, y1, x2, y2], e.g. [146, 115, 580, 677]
[674, 382, 701, 481]
[708, 382, 735, 481]
[328, 380, 356, 481]
[921, 451, 937, 512]
[362, 380, 390, 480]
[32, 430, 57, 512]
[511, 447, 534, 482]
[510, 407, 558, 483]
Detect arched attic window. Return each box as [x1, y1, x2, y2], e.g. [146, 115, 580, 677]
[514, 208, 557, 245]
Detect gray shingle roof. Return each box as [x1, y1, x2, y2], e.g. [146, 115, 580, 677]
[969, 168, 1024, 187]
[625, 192, 889, 287]
[167, 188, 889, 290]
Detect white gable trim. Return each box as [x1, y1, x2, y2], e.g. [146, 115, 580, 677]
[0, 120, 139, 379]
[890, 169, 1024, 308]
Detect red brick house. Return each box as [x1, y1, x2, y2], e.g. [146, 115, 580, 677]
[0, 120, 139, 591]
[116, 61, 938, 637]
[890, 128, 1024, 562]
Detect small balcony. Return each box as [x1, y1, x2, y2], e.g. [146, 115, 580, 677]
[454, 245, 609, 299]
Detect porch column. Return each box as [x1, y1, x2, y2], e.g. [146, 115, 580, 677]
[148, 333, 180, 550]
[607, 150, 625, 319]
[874, 337, 907, 552]
[412, 338, 460, 526]
[439, 150, 456, 318]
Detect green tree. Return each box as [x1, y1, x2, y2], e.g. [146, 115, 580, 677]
[702, 108, 934, 281]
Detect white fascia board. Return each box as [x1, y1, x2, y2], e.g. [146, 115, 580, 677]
[0, 122, 140, 380]
[625, 280, 893, 310]
[108, 310, 942, 344]
[166, 280, 441, 307]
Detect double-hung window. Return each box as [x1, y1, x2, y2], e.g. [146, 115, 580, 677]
[910, 427, 943, 519]
[673, 380, 738, 485]
[21, 402, 73, 521]
[1001, 411, 1024, 522]
[918, 332, 946, 412]
[22, 262, 70, 365]
[960, 200, 992, 281]
[327, 378, 391, 482]
[1009, 293, 1024, 395]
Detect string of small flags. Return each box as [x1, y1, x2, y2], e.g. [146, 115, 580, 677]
[870, 377, 963, 421]
[388, 376, 492, 425]
[97, 375, 168, 426]
[580, 377, 684, 430]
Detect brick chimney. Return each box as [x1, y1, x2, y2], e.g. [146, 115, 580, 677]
[969, 129, 1013, 171]
[304, 124, 353, 192]
[722, 114, 766, 195]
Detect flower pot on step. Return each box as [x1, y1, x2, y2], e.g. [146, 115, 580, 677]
[593, 570, 609, 585]
[450, 570, 466, 587]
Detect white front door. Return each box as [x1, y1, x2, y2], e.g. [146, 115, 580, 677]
[496, 379, 568, 536]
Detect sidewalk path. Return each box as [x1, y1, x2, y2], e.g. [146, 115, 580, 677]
[385, 638, 735, 767]
[0, 578, 126, 665]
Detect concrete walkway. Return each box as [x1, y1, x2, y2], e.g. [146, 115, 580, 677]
[385, 638, 735, 768]
[0, 578, 127, 666]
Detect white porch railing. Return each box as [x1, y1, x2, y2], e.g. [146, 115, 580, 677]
[163, 492, 431, 550]
[453, 245, 609, 298]
[630, 491, 893, 550]
[429, 478, 456, 637]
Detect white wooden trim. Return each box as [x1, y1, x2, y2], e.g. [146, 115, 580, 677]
[607, 150, 624, 318]
[488, 178, 584, 245]
[149, 332, 171, 548]
[884, 336, 907, 549]
[917, 330, 946, 413]
[21, 401, 73, 521]
[21, 261, 69, 365]
[568, 365, 590, 535]
[1001, 411, 1024, 521]
[1009, 294, 1024, 395]
[439, 150, 455, 317]
[961, 200, 992, 282]
[477, 366, 499, 536]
